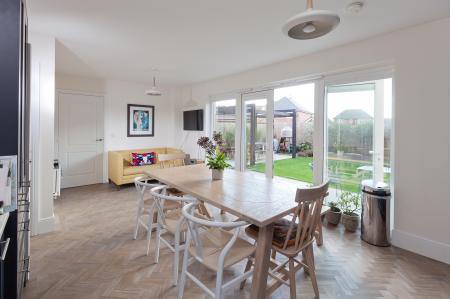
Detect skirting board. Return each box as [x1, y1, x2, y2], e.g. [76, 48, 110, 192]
[392, 229, 450, 264]
[32, 216, 55, 236]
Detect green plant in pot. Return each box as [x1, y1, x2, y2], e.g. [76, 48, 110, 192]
[197, 132, 231, 180]
[338, 191, 361, 232]
[325, 201, 342, 225]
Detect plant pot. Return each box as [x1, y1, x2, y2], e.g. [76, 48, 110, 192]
[326, 208, 342, 225]
[211, 169, 223, 180]
[341, 212, 359, 232]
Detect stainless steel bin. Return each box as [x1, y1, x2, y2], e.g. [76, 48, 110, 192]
[361, 180, 391, 246]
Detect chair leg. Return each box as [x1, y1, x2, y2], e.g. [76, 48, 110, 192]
[178, 234, 191, 299]
[145, 214, 153, 256]
[316, 219, 323, 246]
[173, 231, 180, 286]
[240, 258, 253, 289]
[133, 207, 141, 239]
[302, 250, 309, 277]
[154, 220, 162, 263]
[215, 263, 225, 299]
[305, 245, 319, 298]
[288, 258, 297, 299]
[271, 249, 277, 259]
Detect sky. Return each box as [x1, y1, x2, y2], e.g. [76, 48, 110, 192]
[214, 78, 392, 119]
[275, 79, 392, 119]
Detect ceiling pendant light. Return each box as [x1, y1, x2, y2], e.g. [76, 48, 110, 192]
[282, 0, 340, 40]
[145, 75, 162, 96]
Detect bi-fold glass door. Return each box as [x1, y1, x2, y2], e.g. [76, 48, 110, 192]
[210, 90, 274, 178]
[325, 78, 392, 195]
[210, 72, 393, 193]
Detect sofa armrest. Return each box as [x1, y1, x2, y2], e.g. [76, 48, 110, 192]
[108, 151, 125, 185]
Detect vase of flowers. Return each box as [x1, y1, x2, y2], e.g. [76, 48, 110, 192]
[197, 132, 231, 180]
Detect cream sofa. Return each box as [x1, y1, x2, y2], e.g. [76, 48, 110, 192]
[108, 147, 186, 187]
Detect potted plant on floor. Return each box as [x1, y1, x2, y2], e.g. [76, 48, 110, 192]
[197, 132, 231, 180]
[325, 201, 342, 225]
[338, 191, 361, 232]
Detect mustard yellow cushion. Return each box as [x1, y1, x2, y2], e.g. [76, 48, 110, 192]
[123, 164, 159, 176]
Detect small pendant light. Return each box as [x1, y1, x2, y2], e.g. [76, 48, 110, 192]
[282, 0, 340, 40]
[145, 75, 162, 96]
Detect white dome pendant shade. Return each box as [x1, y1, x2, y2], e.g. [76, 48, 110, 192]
[145, 76, 162, 96]
[282, 0, 340, 40]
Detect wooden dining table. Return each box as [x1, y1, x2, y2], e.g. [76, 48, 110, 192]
[145, 164, 309, 299]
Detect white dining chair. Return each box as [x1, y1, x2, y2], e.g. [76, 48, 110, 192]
[133, 177, 180, 255]
[178, 202, 256, 299]
[149, 185, 198, 286]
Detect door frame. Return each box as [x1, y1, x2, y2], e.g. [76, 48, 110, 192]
[56, 89, 106, 188]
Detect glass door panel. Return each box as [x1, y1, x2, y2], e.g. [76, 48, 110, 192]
[242, 91, 273, 177]
[212, 99, 237, 168]
[325, 79, 392, 197]
[272, 83, 315, 183]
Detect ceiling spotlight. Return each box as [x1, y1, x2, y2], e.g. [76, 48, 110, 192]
[346, 2, 364, 14]
[282, 0, 340, 40]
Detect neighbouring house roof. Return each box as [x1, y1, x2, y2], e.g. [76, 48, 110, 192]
[334, 109, 373, 120]
[274, 97, 312, 114]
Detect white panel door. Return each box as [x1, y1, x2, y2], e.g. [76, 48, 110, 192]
[58, 92, 104, 188]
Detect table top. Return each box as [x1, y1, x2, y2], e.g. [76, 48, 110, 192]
[146, 164, 309, 227]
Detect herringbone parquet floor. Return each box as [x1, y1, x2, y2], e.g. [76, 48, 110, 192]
[23, 183, 450, 299]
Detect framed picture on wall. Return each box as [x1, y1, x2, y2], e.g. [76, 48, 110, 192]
[127, 104, 155, 137]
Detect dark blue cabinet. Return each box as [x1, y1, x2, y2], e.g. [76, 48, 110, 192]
[0, 0, 30, 298]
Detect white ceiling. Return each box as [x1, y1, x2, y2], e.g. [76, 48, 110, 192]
[28, 0, 450, 85]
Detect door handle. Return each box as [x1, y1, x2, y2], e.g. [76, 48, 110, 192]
[96, 138, 103, 142]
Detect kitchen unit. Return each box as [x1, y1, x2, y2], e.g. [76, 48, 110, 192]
[0, 0, 31, 297]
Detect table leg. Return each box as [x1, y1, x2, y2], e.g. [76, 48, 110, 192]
[250, 223, 274, 299]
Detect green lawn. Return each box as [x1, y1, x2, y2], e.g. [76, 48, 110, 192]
[249, 157, 389, 193]
[250, 157, 314, 183]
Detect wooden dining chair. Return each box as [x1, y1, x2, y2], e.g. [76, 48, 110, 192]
[149, 185, 199, 286]
[242, 182, 329, 299]
[158, 153, 187, 168]
[178, 202, 256, 299]
[133, 177, 180, 255]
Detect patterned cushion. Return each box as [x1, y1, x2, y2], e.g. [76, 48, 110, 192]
[130, 152, 157, 166]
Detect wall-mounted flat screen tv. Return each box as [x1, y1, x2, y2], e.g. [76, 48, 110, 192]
[183, 109, 204, 131]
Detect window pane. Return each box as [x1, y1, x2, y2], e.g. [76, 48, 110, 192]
[213, 99, 236, 168]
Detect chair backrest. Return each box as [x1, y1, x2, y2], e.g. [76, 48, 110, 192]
[150, 185, 196, 224]
[134, 176, 161, 203]
[182, 202, 247, 262]
[282, 181, 329, 251]
[158, 153, 186, 168]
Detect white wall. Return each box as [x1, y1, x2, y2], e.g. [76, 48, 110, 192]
[55, 74, 179, 182]
[56, 73, 106, 94]
[104, 79, 176, 152]
[29, 32, 56, 235]
[175, 17, 450, 264]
